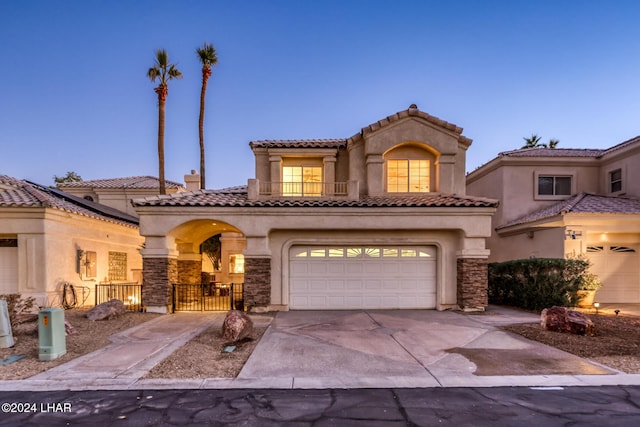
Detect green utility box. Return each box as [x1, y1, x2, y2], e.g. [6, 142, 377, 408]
[39, 308, 66, 361]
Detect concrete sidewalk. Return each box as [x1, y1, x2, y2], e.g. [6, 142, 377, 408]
[2, 306, 640, 391]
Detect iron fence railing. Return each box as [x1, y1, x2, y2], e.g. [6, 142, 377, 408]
[95, 283, 143, 312]
[172, 283, 244, 312]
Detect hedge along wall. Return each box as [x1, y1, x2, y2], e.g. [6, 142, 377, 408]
[488, 258, 589, 312]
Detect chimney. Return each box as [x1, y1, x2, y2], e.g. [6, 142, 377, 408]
[184, 170, 201, 192]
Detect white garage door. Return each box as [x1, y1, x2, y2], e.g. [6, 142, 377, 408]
[0, 245, 19, 294]
[587, 244, 640, 303]
[289, 245, 437, 309]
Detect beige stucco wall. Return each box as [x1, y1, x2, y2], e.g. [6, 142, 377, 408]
[599, 145, 640, 197]
[487, 227, 566, 262]
[1, 207, 143, 306]
[137, 204, 495, 310]
[362, 118, 468, 196]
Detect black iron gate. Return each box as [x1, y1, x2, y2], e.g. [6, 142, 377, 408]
[95, 283, 143, 312]
[172, 283, 244, 312]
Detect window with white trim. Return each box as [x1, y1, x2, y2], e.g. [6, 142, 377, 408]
[282, 166, 322, 196]
[387, 159, 430, 192]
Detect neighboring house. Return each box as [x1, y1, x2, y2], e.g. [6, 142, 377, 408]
[57, 175, 187, 218]
[0, 174, 143, 306]
[133, 105, 498, 313]
[466, 136, 640, 303]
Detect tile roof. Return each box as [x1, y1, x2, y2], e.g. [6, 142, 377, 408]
[249, 105, 472, 151]
[603, 135, 640, 155]
[250, 139, 347, 149]
[497, 193, 640, 230]
[497, 135, 640, 160]
[56, 176, 184, 189]
[348, 105, 471, 146]
[498, 147, 605, 158]
[0, 174, 139, 227]
[132, 187, 498, 209]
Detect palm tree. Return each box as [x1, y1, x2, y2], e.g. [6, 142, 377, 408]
[548, 139, 560, 149]
[522, 134, 542, 149]
[147, 49, 182, 195]
[196, 42, 218, 189]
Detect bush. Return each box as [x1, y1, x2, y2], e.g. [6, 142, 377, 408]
[488, 258, 589, 311]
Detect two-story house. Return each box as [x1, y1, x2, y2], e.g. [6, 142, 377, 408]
[133, 106, 498, 313]
[466, 136, 640, 303]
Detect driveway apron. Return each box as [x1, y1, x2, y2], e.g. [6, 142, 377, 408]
[238, 309, 613, 388]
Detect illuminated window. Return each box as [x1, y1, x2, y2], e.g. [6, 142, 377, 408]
[387, 160, 430, 192]
[229, 254, 245, 274]
[108, 251, 127, 281]
[283, 166, 322, 196]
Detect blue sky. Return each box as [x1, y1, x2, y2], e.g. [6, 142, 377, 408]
[2, 0, 640, 189]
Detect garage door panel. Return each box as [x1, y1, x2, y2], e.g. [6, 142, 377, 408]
[587, 245, 639, 303]
[290, 245, 437, 309]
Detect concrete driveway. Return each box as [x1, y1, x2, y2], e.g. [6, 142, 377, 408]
[238, 308, 614, 388]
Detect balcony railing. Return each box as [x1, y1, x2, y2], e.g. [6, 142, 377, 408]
[259, 181, 349, 197]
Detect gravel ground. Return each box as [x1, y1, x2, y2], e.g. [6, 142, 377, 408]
[503, 313, 640, 373]
[144, 324, 267, 379]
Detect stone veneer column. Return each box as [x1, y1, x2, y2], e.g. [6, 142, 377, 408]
[142, 257, 178, 313]
[244, 257, 271, 308]
[456, 258, 488, 310]
[177, 260, 202, 284]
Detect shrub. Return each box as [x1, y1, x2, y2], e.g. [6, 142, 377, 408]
[488, 258, 589, 311]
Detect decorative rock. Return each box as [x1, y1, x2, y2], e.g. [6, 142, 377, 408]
[86, 299, 127, 321]
[222, 310, 253, 342]
[540, 306, 595, 336]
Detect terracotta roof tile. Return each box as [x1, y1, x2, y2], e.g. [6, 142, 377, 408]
[0, 174, 138, 227]
[132, 187, 498, 209]
[56, 175, 184, 189]
[497, 193, 640, 230]
[498, 147, 605, 158]
[249, 139, 347, 149]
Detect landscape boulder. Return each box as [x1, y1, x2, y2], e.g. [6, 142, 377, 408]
[222, 310, 253, 342]
[540, 306, 595, 336]
[86, 299, 127, 321]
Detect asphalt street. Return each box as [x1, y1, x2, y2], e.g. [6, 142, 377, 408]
[1, 386, 640, 426]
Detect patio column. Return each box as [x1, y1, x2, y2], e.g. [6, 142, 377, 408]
[142, 256, 178, 314]
[456, 257, 488, 310]
[141, 236, 178, 314]
[244, 257, 271, 308]
[243, 235, 271, 310]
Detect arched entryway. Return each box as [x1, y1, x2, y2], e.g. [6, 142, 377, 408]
[141, 219, 246, 313]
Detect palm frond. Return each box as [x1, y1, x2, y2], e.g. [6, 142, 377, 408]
[196, 42, 218, 66]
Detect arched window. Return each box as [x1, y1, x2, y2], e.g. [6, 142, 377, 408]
[384, 144, 435, 193]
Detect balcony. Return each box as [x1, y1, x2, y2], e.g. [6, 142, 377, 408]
[247, 179, 359, 200]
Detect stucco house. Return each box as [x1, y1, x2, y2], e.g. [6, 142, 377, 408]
[57, 175, 186, 218]
[466, 136, 640, 303]
[133, 105, 498, 313]
[0, 174, 143, 306]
